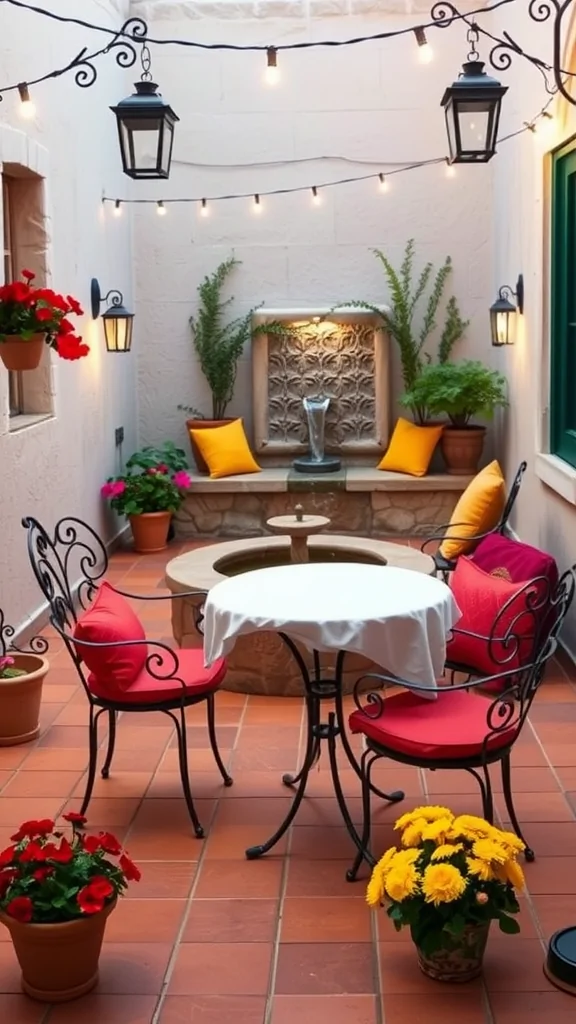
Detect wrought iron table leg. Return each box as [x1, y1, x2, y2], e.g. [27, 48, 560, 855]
[334, 670, 404, 805]
[283, 695, 321, 787]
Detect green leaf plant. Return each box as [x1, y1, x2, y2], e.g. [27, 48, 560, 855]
[399, 360, 508, 429]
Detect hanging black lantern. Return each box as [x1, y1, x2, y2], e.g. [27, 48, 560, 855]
[110, 44, 179, 180]
[489, 276, 524, 348]
[91, 279, 135, 353]
[441, 25, 507, 164]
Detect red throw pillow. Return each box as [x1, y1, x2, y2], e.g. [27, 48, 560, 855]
[74, 581, 147, 693]
[447, 556, 544, 676]
[470, 533, 558, 589]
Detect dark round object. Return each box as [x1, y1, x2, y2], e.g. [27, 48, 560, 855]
[544, 926, 576, 995]
[292, 456, 342, 474]
[245, 845, 264, 860]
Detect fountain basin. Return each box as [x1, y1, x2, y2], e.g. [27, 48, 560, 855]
[166, 536, 434, 696]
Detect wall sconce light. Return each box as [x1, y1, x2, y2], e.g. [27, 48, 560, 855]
[489, 274, 524, 347]
[91, 278, 135, 353]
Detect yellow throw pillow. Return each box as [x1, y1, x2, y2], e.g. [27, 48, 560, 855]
[190, 418, 261, 480]
[377, 418, 444, 477]
[439, 460, 506, 561]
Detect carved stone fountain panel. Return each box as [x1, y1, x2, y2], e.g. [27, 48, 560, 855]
[252, 308, 390, 460]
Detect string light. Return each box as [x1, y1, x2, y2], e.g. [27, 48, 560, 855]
[156, 201, 166, 215]
[113, 199, 122, 217]
[17, 82, 35, 119]
[311, 186, 322, 206]
[378, 173, 389, 193]
[252, 193, 262, 214]
[414, 27, 433, 64]
[199, 198, 209, 217]
[265, 47, 280, 86]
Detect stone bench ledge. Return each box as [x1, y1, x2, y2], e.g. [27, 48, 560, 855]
[345, 468, 473, 492]
[186, 467, 472, 494]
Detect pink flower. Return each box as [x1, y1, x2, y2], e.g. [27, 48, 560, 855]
[157, 463, 169, 475]
[0, 656, 15, 672]
[101, 480, 126, 499]
[172, 471, 191, 490]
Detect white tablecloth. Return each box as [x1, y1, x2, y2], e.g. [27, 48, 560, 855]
[203, 563, 460, 692]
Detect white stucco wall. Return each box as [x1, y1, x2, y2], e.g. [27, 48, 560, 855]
[488, 8, 576, 653]
[133, 1, 496, 452]
[0, 0, 136, 631]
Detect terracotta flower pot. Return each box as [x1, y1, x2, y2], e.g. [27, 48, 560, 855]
[185, 418, 234, 474]
[416, 922, 490, 983]
[128, 511, 172, 553]
[440, 426, 486, 476]
[0, 333, 46, 371]
[0, 653, 48, 746]
[0, 900, 115, 1002]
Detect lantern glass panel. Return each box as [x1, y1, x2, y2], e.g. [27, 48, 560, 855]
[104, 314, 133, 353]
[455, 101, 491, 153]
[120, 116, 164, 175]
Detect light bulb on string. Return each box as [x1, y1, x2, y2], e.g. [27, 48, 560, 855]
[113, 199, 122, 217]
[413, 27, 433, 64]
[378, 173, 389, 193]
[199, 198, 209, 218]
[17, 83, 35, 120]
[252, 193, 263, 214]
[311, 186, 322, 206]
[265, 47, 280, 86]
[157, 201, 167, 216]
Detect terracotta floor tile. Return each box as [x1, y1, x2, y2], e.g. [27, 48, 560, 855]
[0, 942, 23, 992]
[0, 994, 48, 1022]
[496, 792, 574, 822]
[204, 824, 287, 860]
[274, 942, 374, 994]
[483, 939, 551, 991]
[513, 821, 576, 856]
[21, 748, 90, 771]
[532, 744, 576, 767]
[105, 899, 186, 943]
[214, 797, 294, 827]
[194, 859, 283, 899]
[0, 748, 35, 770]
[383, 992, 487, 1023]
[379, 941, 481, 994]
[158, 995, 266, 1023]
[2, 770, 80, 799]
[286, 860, 360, 898]
[289, 826, 362, 861]
[0, 797, 65, 826]
[280, 897, 372, 942]
[521, 857, 576, 894]
[168, 725, 238, 750]
[95, 942, 172, 993]
[168, 942, 272, 995]
[531, 894, 576, 939]
[38, 726, 95, 748]
[157, 748, 233, 775]
[271, 994, 377, 1024]
[47, 993, 158, 1023]
[123, 860, 197, 899]
[487, 990, 576, 1022]
[63, 797, 140, 827]
[183, 899, 278, 942]
[231, 745, 301, 772]
[72, 772, 153, 800]
[125, 828, 206, 860]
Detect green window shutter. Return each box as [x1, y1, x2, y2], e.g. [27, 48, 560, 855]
[551, 141, 576, 469]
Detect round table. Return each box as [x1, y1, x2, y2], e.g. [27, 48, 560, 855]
[203, 562, 460, 860]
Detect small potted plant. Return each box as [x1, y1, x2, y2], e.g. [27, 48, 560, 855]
[0, 610, 49, 746]
[367, 807, 524, 983]
[400, 360, 508, 474]
[101, 457, 191, 553]
[178, 256, 266, 473]
[0, 813, 140, 1002]
[0, 269, 89, 370]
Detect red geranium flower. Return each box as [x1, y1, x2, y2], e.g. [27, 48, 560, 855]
[11, 819, 54, 842]
[43, 838, 73, 864]
[97, 832, 123, 856]
[119, 854, 141, 882]
[21, 269, 35, 281]
[35, 306, 54, 322]
[32, 866, 53, 882]
[19, 841, 47, 864]
[82, 835, 102, 855]
[66, 295, 84, 317]
[56, 334, 90, 361]
[63, 812, 87, 827]
[0, 869, 18, 897]
[77, 885, 104, 916]
[5, 896, 33, 923]
[87, 876, 114, 900]
[0, 846, 17, 868]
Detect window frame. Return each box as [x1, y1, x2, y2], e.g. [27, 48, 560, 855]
[1, 174, 24, 417]
[550, 139, 576, 469]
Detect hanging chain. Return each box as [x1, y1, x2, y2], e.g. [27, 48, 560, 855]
[466, 22, 480, 62]
[140, 43, 152, 81]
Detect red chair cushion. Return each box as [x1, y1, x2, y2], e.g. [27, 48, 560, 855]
[87, 648, 227, 704]
[470, 533, 558, 589]
[446, 556, 542, 676]
[74, 582, 147, 694]
[349, 689, 518, 760]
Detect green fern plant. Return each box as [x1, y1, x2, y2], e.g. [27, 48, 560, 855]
[334, 240, 469, 409]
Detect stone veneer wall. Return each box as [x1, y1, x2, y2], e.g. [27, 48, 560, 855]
[174, 487, 464, 538]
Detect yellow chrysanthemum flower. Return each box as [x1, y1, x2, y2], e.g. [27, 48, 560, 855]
[451, 815, 494, 839]
[431, 842, 464, 861]
[366, 871, 384, 907]
[493, 828, 526, 855]
[466, 856, 495, 882]
[389, 848, 421, 868]
[394, 806, 454, 832]
[422, 863, 467, 905]
[421, 818, 455, 844]
[472, 838, 510, 865]
[400, 820, 428, 847]
[384, 863, 421, 902]
[375, 847, 398, 877]
[495, 859, 525, 890]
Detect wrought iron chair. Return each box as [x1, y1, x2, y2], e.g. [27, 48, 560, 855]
[421, 461, 527, 579]
[346, 565, 576, 880]
[22, 516, 232, 838]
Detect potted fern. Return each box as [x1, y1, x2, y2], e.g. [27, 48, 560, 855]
[179, 256, 262, 473]
[334, 239, 469, 414]
[400, 360, 508, 474]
